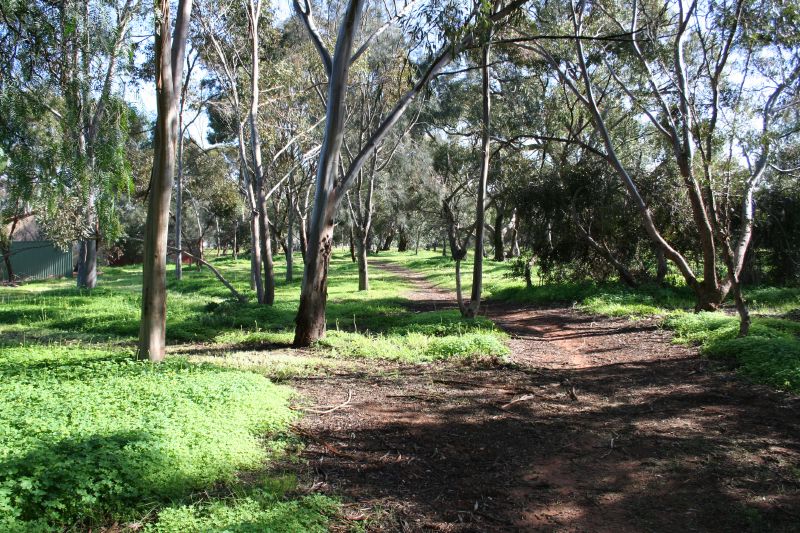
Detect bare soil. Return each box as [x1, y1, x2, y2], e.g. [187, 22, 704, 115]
[286, 262, 800, 532]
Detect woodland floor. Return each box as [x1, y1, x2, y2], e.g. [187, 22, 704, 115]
[286, 261, 800, 532]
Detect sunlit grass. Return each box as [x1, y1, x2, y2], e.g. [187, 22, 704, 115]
[384, 251, 800, 391]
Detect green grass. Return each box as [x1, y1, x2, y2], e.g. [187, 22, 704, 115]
[0, 250, 511, 531]
[666, 312, 800, 391]
[384, 250, 800, 392]
[145, 480, 337, 533]
[0, 344, 329, 531]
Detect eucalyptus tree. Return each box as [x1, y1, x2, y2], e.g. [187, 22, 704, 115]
[430, 138, 479, 314]
[291, 0, 529, 346]
[196, 0, 265, 301]
[0, 0, 139, 289]
[138, 0, 192, 361]
[342, 25, 420, 291]
[179, 141, 241, 264]
[520, 0, 800, 333]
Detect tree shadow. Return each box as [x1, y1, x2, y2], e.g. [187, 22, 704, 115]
[289, 357, 800, 532]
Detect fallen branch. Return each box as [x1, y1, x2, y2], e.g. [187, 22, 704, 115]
[293, 390, 353, 414]
[129, 237, 247, 302]
[500, 393, 536, 410]
[166, 246, 248, 303]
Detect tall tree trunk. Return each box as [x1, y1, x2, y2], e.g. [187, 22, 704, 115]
[175, 121, 184, 280]
[139, 0, 191, 361]
[260, 207, 276, 305]
[466, 37, 491, 318]
[247, 0, 273, 305]
[293, 0, 366, 346]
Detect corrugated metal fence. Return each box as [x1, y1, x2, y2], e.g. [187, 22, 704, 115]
[2, 241, 73, 281]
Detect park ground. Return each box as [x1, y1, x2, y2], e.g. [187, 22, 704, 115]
[0, 251, 799, 531]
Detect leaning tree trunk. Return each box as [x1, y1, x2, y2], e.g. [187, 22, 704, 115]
[465, 37, 492, 318]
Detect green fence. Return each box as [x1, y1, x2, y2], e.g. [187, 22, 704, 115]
[2, 241, 73, 281]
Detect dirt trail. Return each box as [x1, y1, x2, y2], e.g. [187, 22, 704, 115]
[289, 261, 800, 532]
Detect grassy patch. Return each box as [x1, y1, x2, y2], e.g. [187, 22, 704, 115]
[0, 343, 339, 531]
[666, 312, 800, 391]
[145, 481, 337, 533]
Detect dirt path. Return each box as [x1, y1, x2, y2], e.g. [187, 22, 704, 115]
[288, 262, 800, 532]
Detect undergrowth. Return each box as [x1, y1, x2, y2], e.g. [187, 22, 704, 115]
[0, 343, 337, 531]
[666, 313, 800, 391]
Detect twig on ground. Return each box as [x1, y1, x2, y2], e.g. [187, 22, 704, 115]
[500, 393, 536, 410]
[293, 390, 353, 414]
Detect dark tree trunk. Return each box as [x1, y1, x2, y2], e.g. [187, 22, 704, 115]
[397, 227, 409, 252]
[357, 238, 369, 291]
[260, 209, 275, 305]
[655, 246, 668, 285]
[493, 209, 504, 261]
[525, 257, 534, 289]
[77, 238, 98, 289]
[294, 220, 334, 346]
[1, 244, 13, 282]
[349, 226, 356, 262]
[381, 229, 395, 251]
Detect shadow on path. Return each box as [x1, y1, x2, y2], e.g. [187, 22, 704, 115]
[287, 262, 800, 532]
